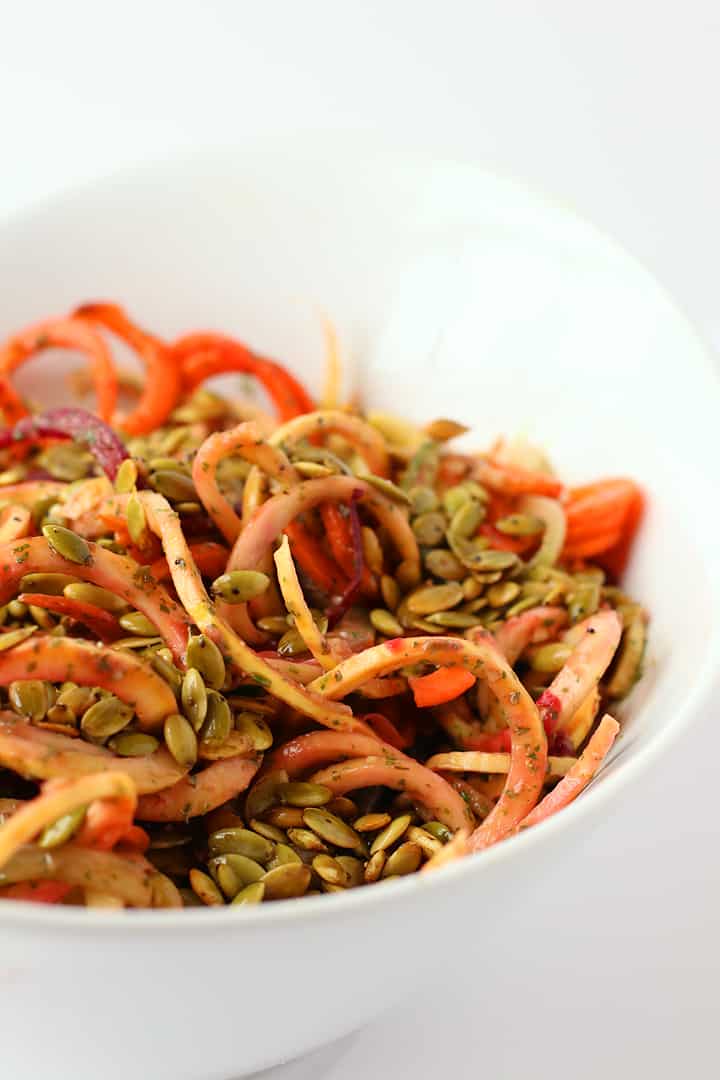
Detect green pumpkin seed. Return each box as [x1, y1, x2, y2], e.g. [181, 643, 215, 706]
[468, 548, 519, 573]
[234, 711, 273, 751]
[114, 458, 138, 494]
[211, 570, 270, 604]
[407, 485, 439, 515]
[262, 863, 311, 900]
[530, 641, 573, 673]
[44, 703, 75, 728]
[605, 611, 647, 700]
[407, 825, 443, 857]
[127, 493, 148, 547]
[312, 853, 350, 886]
[231, 881, 265, 905]
[250, 819, 286, 844]
[28, 604, 54, 629]
[449, 499, 485, 540]
[495, 512, 544, 537]
[108, 732, 160, 756]
[326, 796, 359, 820]
[369, 608, 404, 637]
[57, 684, 98, 714]
[382, 841, 423, 877]
[212, 861, 241, 899]
[163, 712, 198, 768]
[63, 582, 130, 613]
[81, 696, 133, 739]
[286, 827, 328, 853]
[425, 609, 482, 628]
[39, 444, 94, 482]
[277, 628, 308, 657]
[6, 599, 27, 619]
[363, 850, 386, 883]
[267, 842, 303, 867]
[114, 636, 163, 651]
[293, 460, 335, 479]
[21, 573, 80, 596]
[41, 524, 91, 565]
[278, 781, 333, 808]
[200, 690, 232, 746]
[362, 474, 411, 505]
[486, 581, 521, 607]
[302, 808, 367, 854]
[0, 626, 37, 652]
[119, 611, 158, 636]
[150, 470, 197, 502]
[379, 574, 400, 612]
[335, 855, 364, 887]
[244, 769, 289, 820]
[180, 667, 207, 731]
[149, 652, 183, 694]
[568, 581, 601, 623]
[96, 538, 126, 554]
[353, 812, 392, 833]
[148, 457, 189, 473]
[209, 853, 265, 885]
[189, 868, 224, 906]
[370, 813, 412, 854]
[505, 596, 539, 618]
[30, 494, 60, 528]
[9, 680, 49, 721]
[411, 511, 446, 547]
[257, 615, 291, 635]
[424, 821, 452, 843]
[186, 634, 225, 689]
[424, 548, 465, 581]
[209, 827, 274, 863]
[406, 582, 463, 616]
[38, 806, 86, 849]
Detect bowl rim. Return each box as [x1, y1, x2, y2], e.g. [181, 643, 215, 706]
[0, 140, 719, 935]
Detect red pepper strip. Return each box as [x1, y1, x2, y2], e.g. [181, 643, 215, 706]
[75, 796, 136, 851]
[320, 503, 376, 595]
[326, 499, 365, 627]
[283, 519, 348, 595]
[74, 302, 182, 436]
[410, 667, 477, 708]
[562, 478, 641, 559]
[0, 316, 118, 423]
[174, 332, 315, 419]
[477, 459, 563, 498]
[478, 523, 535, 555]
[18, 593, 123, 643]
[361, 711, 413, 750]
[116, 824, 150, 854]
[148, 540, 229, 584]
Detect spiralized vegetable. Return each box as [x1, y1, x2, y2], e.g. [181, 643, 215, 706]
[0, 302, 646, 909]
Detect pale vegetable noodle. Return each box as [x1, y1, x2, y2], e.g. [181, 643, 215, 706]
[0, 302, 646, 909]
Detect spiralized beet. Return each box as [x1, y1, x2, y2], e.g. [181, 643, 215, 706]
[3, 407, 129, 480]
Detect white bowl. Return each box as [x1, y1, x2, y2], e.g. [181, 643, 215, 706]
[0, 139, 719, 1080]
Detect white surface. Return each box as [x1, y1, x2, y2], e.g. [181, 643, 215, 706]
[2, 4, 719, 1078]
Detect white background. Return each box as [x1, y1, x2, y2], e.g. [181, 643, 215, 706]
[2, 3, 719, 1077]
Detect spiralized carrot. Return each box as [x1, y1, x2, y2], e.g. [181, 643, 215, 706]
[0, 637, 176, 731]
[74, 302, 181, 435]
[0, 316, 118, 422]
[476, 459, 563, 498]
[18, 592, 122, 642]
[410, 667, 477, 708]
[148, 540, 229, 584]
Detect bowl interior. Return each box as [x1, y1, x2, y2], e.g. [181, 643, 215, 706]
[0, 140, 718, 909]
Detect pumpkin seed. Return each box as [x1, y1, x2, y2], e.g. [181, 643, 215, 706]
[209, 853, 265, 885]
[62, 582, 129, 613]
[9, 680, 49, 721]
[326, 796, 359, 820]
[370, 813, 412, 854]
[302, 808, 367, 854]
[568, 581, 601, 623]
[277, 628, 308, 657]
[379, 574, 400, 612]
[186, 633, 225, 689]
[149, 653, 183, 694]
[262, 862, 311, 900]
[411, 510, 446, 547]
[495, 512, 544, 536]
[363, 850, 386, 883]
[449, 499, 485, 540]
[312, 853, 350, 886]
[244, 769, 289, 820]
[335, 855, 364, 887]
[407, 485, 439, 515]
[424, 418, 469, 442]
[486, 581, 521, 607]
[250, 819, 286, 844]
[424, 821, 452, 843]
[369, 608, 404, 637]
[263, 805, 305, 829]
[81, 696, 133, 739]
[30, 494, 60, 528]
[233, 711, 273, 751]
[38, 806, 86, 849]
[180, 668, 207, 731]
[6, 599, 27, 619]
[362, 474, 411, 506]
[286, 827, 328, 853]
[28, 604, 55, 629]
[424, 548, 465, 581]
[505, 596, 539, 618]
[211, 570, 270, 604]
[114, 458, 138, 494]
[382, 841, 423, 877]
[150, 470, 197, 502]
[189, 868, 224, 906]
[213, 861, 243, 899]
[200, 690, 232, 746]
[108, 732, 160, 756]
[277, 781, 333, 808]
[231, 881, 265, 905]
[96, 538, 126, 554]
[209, 827, 274, 863]
[461, 576, 483, 601]
[407, 825, 443, 857]
[148, 457, 190, 473]
[425, 610, 482, 628]
[530, 641, 573, 673]
[443, 482, 488, 516]
[257, 616, 291, 635]
[57, 684, 98, 714]
[0, 626, 36, 652]
[41, 524, 91, 565]
[354, 812, 392, 833]
[39, 443, 94, 482]
[163, 712, 198, 768]
[127, 493, 148, 546]
[361, 526, 384, 575]
[267, 843, 303, 867]
[21, 573, 80, 596]
[293, 460, 335, 479]
[468, 549, 519, 572]
[117, 611, 158, 637]
[406, 582, 463, 616]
